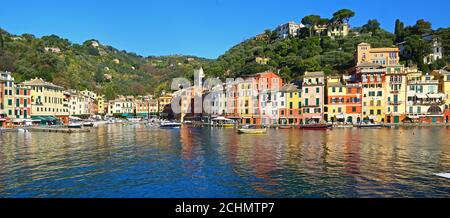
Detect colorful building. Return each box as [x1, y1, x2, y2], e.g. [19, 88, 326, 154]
[12, 84, 32, 120]
[353, 63, 386, 123]
[21, 78, 69, 124]
[280, 83, 302, 125]
[107, 95, 135, 116]
[301, 71, 325, 124]
[158, 92, 173, 113]
[385, 65, 407, 123]
[406, 71, 446, 123]
[325, 76, 347, 123]
[0, 71, 15, 126]
[344, 83, 363, 124]
[356, 43, 399, 66]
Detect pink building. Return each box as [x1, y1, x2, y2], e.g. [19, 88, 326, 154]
[301, 71, 325, 124]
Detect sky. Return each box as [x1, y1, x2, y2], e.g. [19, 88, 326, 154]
[1, 0, 449, 59]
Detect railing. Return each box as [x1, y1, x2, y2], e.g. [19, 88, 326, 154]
[387, 101, 403, 105]
[390, 90, 400, 94]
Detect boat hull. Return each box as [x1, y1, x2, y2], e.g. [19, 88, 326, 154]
[237, 128, 267, 134]
[354, 124, 382, 129]
[300, 124, 333, 129]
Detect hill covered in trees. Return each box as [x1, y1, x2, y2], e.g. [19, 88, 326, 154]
[0, 9, 448, 98]
[0, 28, 211, 99]
[209, 10, 449, 81]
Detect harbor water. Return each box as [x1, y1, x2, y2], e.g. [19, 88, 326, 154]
[0, 124, 450, 197]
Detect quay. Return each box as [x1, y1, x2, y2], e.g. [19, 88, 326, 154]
[0, 126, 91, 133]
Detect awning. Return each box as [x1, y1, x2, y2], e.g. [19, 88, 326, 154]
[368, 116, 378, 120]
[427, 93, 445, 98]
[408, 115, 420, 119]
[212, 116, 232, 121]
[335, 114, 345, 119]
[415, 93, 428, 99]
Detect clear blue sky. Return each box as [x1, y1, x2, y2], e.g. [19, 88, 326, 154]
[1, 0, 449, 59]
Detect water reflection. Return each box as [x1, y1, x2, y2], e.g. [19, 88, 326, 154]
[0, 125, 450, 197]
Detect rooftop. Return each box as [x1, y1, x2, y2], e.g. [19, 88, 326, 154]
[21, 77, 64, 90]
[304, 71, 324, 78]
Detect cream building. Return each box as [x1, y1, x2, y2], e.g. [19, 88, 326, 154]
[385, 65, 408, 123]
[357, 43, 400, 66]
[406, 71, 446, 122]
[21, 78, 69, 122]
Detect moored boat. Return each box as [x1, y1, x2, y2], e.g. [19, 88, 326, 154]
[68, 123, 82, 129]
[300, 123, 333, 129]
[354, 123, 382, 128]
[82, 122, 94, 127]
[160, 122, 182, 129]
[237, 128, 267, 134]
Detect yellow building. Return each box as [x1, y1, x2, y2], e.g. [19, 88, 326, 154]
[325, 76, 347, 122]
[282, 83, 302, 125]
[158, 92, 173, 113]
[21, 78, 69, 123]
[356, 43, 400, 66]
[97, 95, 106, 115]
[431, 69, 450, 108]
[385, 65, 408, 123]
[237, 79, 254, 124]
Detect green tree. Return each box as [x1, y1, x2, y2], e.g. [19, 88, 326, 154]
[394, 19, 405, 43]
[331, 9, 355, 24]
[301, 15, 321, 37]
[361, 19, 381, 33]
[403, 35, 432, 71]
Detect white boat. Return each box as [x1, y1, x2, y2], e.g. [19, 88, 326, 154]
[127, 116, 143, 122]
[435, 173, 450, 179]
[160, 122, 182, 128]
[68, 122, 82, 129]
[238, 128, 267, 134]
[354, 123, 382, 128]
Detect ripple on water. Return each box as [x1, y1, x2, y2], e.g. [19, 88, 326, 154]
[0, 125, 450, 197]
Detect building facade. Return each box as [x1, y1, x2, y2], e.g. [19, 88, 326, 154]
[301, 71, 325, 124]
[21, 78, 69, 124]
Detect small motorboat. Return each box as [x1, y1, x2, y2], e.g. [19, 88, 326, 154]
[68, 123, 82, 129]
[82, 122, 94, 127]
[238, 128, 267, 134]
[127, 116, 143, 122]
[354, 122, 382, 129]
[160, 122, 182, 129]
[237, 125, 267, 134]
[300, 123, 333, 129]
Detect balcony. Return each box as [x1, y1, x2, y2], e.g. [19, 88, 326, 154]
[387, 101, 403, 106]
[389, 90, 400, 94]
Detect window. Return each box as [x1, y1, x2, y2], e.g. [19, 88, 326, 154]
[352, 107, 356, 113]
[377, 110, 381, 115]
[377, 91, 382, 96]
[8, 99, 12, 106]
[305, 88, 308, 94]
[289, 102, 293, 109]
[305, 99, 309, 106]
[316, 87, 320, 93]
[316, 98, 319, 106]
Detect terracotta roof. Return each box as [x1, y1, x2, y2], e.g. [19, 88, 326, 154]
[304, 71, 324, 77]
[327, 82, 345, 87]
[20, 78, 64, 89]
[281, 83, 299, 92]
